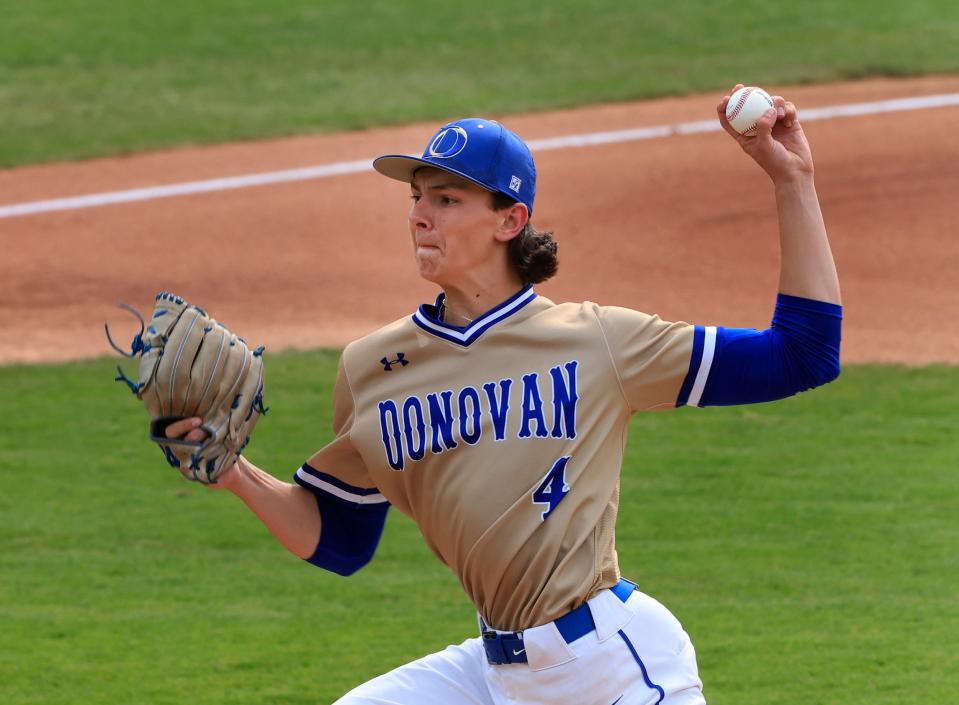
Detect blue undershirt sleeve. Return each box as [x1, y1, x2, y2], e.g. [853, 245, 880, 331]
[680, 294, 842, 407]
[307, 493, 389, 576]
[294, 464, 389, 576]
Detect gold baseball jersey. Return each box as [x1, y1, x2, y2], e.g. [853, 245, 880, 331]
[296, 286, 711, 631]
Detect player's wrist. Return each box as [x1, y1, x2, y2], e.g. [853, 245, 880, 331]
[212, 457, 246, 492]
[771, 167, 815, 191]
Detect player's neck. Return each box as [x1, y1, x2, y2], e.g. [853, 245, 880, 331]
[440, 302, 477, 326]
[440, 274, 526, 325]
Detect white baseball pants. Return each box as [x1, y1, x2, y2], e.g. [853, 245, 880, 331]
[335, 587, 706, 705]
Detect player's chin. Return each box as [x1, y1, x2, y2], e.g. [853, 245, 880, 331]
[414, 254, 444, 282]
[416, 270, 447, 288]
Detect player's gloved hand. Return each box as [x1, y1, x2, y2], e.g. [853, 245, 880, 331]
[163, 417, 240, 487]
[106, 291, 267, 485]
[165, 416, 208, 443]
[717, 83, 813, 184]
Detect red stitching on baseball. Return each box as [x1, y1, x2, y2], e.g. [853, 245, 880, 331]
[727, 87, 754, 122]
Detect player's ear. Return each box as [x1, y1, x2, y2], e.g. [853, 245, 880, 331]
[493, 202, 529, 243]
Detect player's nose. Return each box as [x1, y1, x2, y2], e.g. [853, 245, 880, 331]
[409, 199, 432, 230]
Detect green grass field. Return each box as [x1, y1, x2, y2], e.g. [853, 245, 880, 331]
[2, 2, 957, 702]
[2, 0, 959, 166]
[1, 354, 956, 704]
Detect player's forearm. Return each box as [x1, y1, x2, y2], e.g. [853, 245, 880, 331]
[220, 456, 321, 559]
[774, 174, 841, 305]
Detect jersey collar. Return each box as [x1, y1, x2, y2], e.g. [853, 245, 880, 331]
[412, 285, 537, 347]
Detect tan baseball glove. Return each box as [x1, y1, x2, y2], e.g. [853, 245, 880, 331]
[107, 292, 267, 483]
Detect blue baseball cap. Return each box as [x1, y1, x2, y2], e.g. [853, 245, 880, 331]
[373, 118, 537, 216]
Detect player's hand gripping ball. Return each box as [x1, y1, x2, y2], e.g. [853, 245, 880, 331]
[725, 86, 775, 135]
[106, 292, 268, 483]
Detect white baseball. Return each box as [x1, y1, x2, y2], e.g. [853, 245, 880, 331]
[725, 86, 775, 135]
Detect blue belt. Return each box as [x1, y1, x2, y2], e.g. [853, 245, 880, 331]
[481, 579, 636, 665]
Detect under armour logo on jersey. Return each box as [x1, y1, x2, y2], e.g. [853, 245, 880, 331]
[381, 353, 409, 371]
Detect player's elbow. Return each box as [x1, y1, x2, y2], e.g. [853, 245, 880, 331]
[776, 295, 842, 394]
[800, 350, 842, 391]
[792, 343, 841, 393]
[336, 552, 376, 576]
[819, 358, 841, 387]
[306, 545, 377, 576]
[302, 496, 389, 576]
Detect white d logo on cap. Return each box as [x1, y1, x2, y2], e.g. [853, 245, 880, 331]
[427, 126, 468, 159]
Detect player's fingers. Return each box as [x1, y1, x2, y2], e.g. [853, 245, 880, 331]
[754, 107, 778, 139]
[183, 427, 210, 443]
[771, 95, 787, 121]
[716, 97, 731, 125]
[165, 416, 203, 439]
[783, 101, 798, 128]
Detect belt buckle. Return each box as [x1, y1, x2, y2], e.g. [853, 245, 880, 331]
[482, 629, 527, 665]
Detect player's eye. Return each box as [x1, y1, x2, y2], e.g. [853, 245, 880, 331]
[410, 194, 422, 202]
[440, 196, 457, 205]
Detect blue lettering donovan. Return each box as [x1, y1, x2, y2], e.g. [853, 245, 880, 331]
[377, 360, 579, 470]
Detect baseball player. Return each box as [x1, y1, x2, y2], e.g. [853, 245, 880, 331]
[167, 85, 842, 704]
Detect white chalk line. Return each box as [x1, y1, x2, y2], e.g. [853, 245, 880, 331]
[2, 92, 958, 220]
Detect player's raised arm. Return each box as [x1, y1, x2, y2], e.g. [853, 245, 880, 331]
[717, 84, 841, 305]
[664, 87, 844, 408]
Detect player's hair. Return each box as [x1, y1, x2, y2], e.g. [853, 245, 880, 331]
[491, 192, 559, 284]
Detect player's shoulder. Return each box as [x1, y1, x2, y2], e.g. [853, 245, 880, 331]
[341, 315, 416, 365]
[536, 298, 659, 326]
[542, 300, 693, 349]
[531, 297, 601, 316]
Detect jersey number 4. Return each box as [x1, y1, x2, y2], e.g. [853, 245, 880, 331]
[532, 456, 571, 521]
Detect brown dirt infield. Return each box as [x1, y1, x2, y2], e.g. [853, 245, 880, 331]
[1, 75, 957, 366]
